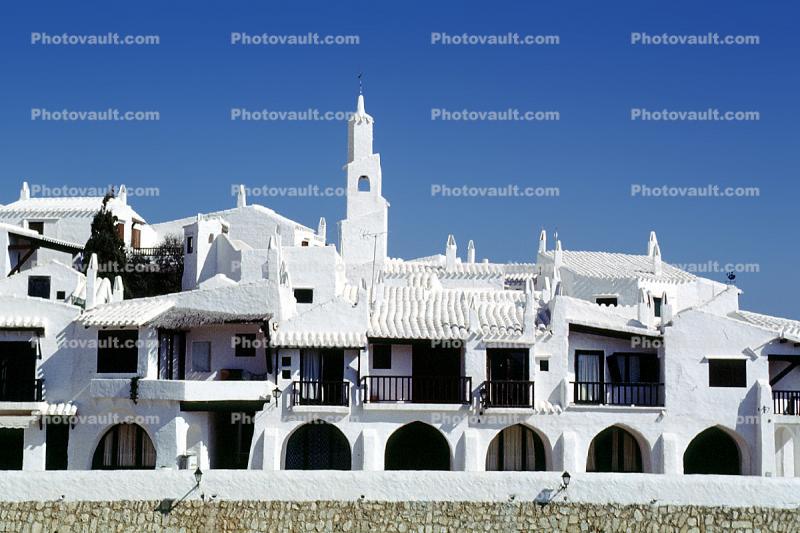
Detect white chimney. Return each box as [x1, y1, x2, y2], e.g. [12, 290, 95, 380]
[638, 288, 652, 328]
[86, 253, 99, 310]
[20, 181, 30, 201]
[445, 235, 457, 269]
[467, 240, 475, 264]
[112, 276, 124, 303]
[236, 184, 247, 208]
[538, 229, 547, 254]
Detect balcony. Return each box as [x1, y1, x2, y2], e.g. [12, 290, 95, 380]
[291, 381, 350, 407]
[773, 390, 800, 415]
[360, 376, 472, 405]
[573, 381, 663, 407]
[480, 380, 535, 408]
[90, 378, 270, 403]
[0, 378, 43, 402]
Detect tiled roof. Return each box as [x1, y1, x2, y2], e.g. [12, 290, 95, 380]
[731, 310, 800, 340]
[79, 298, 175, 327]
[0, 223, 84, 251]
[0, 197, 105, 219]
[271, 331, 367, 348]
[557, 295, 658, 336]
[382, 258, 536, 281]
[369, 284, 526, 341]
[549, 250, 695, 284]
[0, 316, 46, 330]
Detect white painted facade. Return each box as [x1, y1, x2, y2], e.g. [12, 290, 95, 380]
[1, 93, 799, 488]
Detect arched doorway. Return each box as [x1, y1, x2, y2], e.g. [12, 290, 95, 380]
[385, 422, 450, 470]
[285, 422, 351, 470]
[587, 426, 643, 473]
[486, 425, 547, 471]
[684, 427, 741, 475]
[92, 424, 156, 470]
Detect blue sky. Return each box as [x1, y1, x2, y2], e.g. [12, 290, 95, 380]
[0, 0, 798, 318]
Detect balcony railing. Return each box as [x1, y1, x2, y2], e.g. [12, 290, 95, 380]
[0, 378, 44, 402]
[360, 376, 472, 404]
[773, 390, 800, 415]
[481, 380, 535, 408]
[573, 381, 663, 407]
[291, 381, 350, 407]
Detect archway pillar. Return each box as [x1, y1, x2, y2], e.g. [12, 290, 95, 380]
[261, 427, 283, 471]
[462, 428, 482, 471]
[558, 430, 580, 472]
[360, 428, 382, 471]
[658, 432, 681, 474]
[154, 416, 188, 470]
[757, 379, 776, 476]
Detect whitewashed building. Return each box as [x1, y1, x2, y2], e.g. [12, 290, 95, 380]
[1, 92, 799, 479]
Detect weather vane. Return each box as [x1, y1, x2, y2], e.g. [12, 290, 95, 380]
[358, 72, 363, 94]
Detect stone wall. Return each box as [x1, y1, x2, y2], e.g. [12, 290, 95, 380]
[1, 500, 799, 533]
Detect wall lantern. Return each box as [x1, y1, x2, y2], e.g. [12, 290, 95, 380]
[272, 386, 282, 406]
[194, 467, 203, 487]
[561, 471, 571, 489]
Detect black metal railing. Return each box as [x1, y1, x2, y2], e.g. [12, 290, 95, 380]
[773, 390, 800, 415]
[360, 376, 472, 404]
[291, 381, 350, 407]
[0, 378, 44, 402]
[573, 381, 663, 407]
[481, 380, 535, 408]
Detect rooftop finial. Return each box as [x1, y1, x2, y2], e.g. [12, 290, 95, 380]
[358, 72, 363, 95]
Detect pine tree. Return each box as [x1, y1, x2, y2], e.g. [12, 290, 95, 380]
[83, 192, 126, 276]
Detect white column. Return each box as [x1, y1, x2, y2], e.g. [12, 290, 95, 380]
[22, 424, 46, 471]
[360, 428, 382, 471]
[262, 427, 283, 471]
[757, 379, 776, 476]
[558, 431, 580, 472]
[462, 428, 482, 471]
[659, 432, 680, 474]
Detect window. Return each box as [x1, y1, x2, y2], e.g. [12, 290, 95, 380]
[282, 369, 291, 380]
[192, 341, 211, 372]
[709, 359, 746, 388]
[281, 356, 292, 367]
[607, 353, 659, 383]
[115, 223, 125, 241]
[301, 241, 309, 247]
[234, 334, 256, 358]
[373, 344, 392, 369]
[539, 360, 549, 372]
[358, 175, 370, 192]
[208, 233, 214, 244]
[294, 288, 313, 304]
[653, 297, 663, 318]
[596, 297, 618, 307]
[28, 276, 51, 299]
[27, 221, 44, 235]
[56, 291, 66, 301]
[186, 236, 194, 254]
[131, 227, 141, 249]
[97, 330, 139, 373]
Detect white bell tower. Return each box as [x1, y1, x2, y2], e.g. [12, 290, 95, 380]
[340, 91, 388, 275]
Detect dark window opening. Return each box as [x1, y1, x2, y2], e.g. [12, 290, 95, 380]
[56, 291, 66, 300]
[709, 359, 746, 387]
[45, 421, 70, 470]
[596, 297, 618, 307]
[0, 429, 24, 470]
[186, 236, 194, 254]
[282, 356, 292, 367]
[607, 353, 659, 384]
[301, 241, 309, 247]
[385, 422, 450, 471]
[358, 176, 370, 192]
[539, 360, 549, 372]
[211, 411, 253, 469]
[372, 344, 392, 370]
[97, 330, 138, 373]
[285, 422, 351, 470]
[115, 223, 125, 241]
[587, 426, 643, 473]
[684, 427, 741, 475]
[282, 369, 291, 380]
[486, 425, 546, 471]
[131, 227, 141, 249]
[294, 288, 313, 304]
[28, 276, 51, 299]
[653, 297, 663, 318]
[27, 221, 44, 235]
[92, 424, 156, 470]
[235, 334, 257, 358]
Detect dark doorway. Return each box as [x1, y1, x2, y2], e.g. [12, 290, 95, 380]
[158, 330, 186, 380]
[45, 421, 70, 470]
[385, 422, 450, 470]
[486, 349, 530, 407]
[684, 427, 742, 475]
[0, 342, 38, 401]
[285, 422, 351, 470]
[0, 429, 24, 470]
[298, 349, 346, 405]
[486, 425, 546, 471]
[211, 411, 254, 469]
[587, 426, 643, 473]
[412, 344, 461, 403]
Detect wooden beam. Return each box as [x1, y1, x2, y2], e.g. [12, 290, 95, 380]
[770, 361, 800, 387]
[9, 246, 37, 276]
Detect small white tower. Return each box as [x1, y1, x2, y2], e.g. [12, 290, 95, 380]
[467, 240, 476, 264]
[340, 90, 388, 274]
[236, 185, 247, 208]
[445, 235, 457, 269]
[20, 181, 30, 201]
